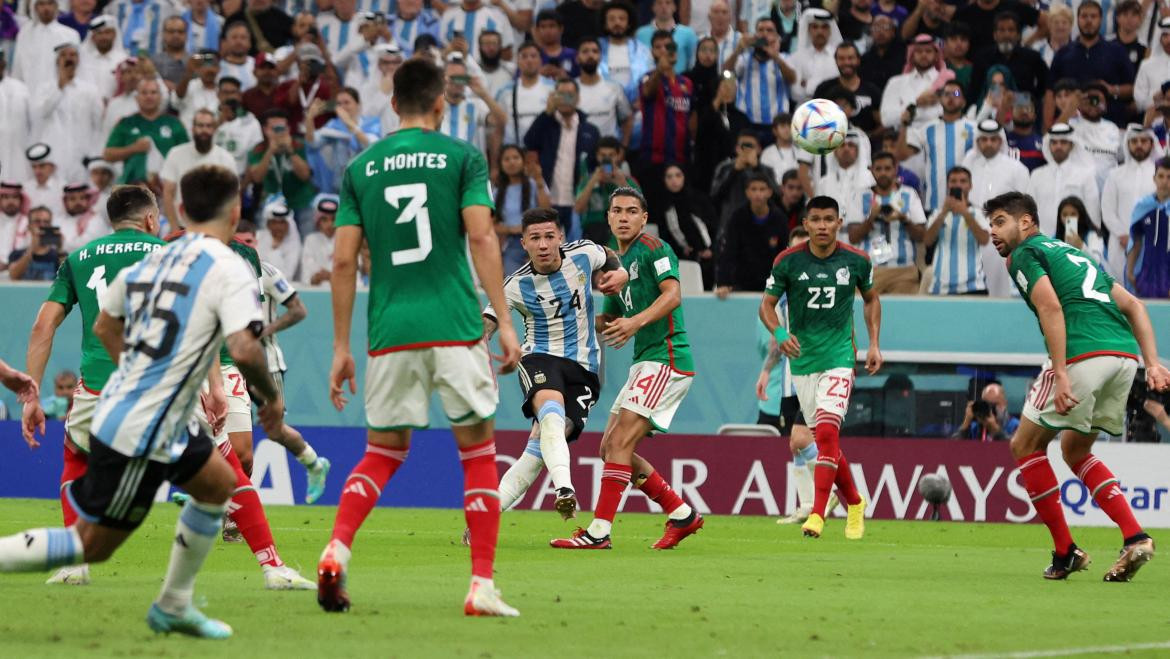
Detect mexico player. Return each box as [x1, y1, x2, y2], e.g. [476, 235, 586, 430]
[0, 165, 284, 639]
[482, 207, 628, 521]
[550, 186, 704, 551]
[759, 196, 882, 540]
[317, 57, 523, 616]
[985, 191, 1170, 581]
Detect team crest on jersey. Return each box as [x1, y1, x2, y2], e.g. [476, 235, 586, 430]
[160, 126, 172, 139]
[534, 372, 547, 384]
[629, 262, 639, 280]
[836, 268, 850, 285]
[577, 272, 587, 286]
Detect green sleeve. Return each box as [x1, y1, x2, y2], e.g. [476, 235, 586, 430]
[649, 242, 680, 284]
[106, 119, 131, 148]
[335, 167, 362, 228]
[45, 257, 77, 313]
[1009, 246, 1048, 298]
[174, 121, 190, 144]
[602, 293, 621, 316]
[764, 261, 786, 297]
[460, 148, 494, 210]
[856, 254, 875, 293]
[246, 147, 262, 167]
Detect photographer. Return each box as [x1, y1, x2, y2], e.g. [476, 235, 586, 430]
[847, 151, 927, 294]
[573, 137, 637, 246]
[274, 44, 335, 137]
[8, 207, 64, 282]
[955, 382, 1019, 441]
[924, 166, 990, 295]
[246, 109, 317, 234]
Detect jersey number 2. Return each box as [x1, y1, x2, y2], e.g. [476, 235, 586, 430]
[386, 183, 432, 266]
[1066, 254, 1111, 303]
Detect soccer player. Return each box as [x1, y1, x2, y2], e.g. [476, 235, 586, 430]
[985, 191, 1170, 581]
[317, 57, 523, 617]
[0, 359, 37, 402]
[482, 207, 628, 520]
[759, 195, 882, 540]
[20, 185, 166, 586]
[550, 186, 704, 551]
[0, 165, 284, 639]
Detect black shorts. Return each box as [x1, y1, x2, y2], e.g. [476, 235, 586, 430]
[518, 353, 601, 442]
[757, 396, 807, 432]
[69, 425, 215, 531]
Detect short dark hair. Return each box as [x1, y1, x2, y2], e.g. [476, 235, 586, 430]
[393, 57, 445, 116]
[180, 165, 239, 224]
[942, 79, 964, 95]
[261, 108, 289, 128]
[780, 169, 800, 185]
[982, 190, 1037, 222]
[535, 9, 561, 25]
[737, 129, 761, 144]
[517, 40, 541, 55]
[1116, 0, 1142, 16]
[1077, 0, 1101, 15]
[806, 195, 840, 215]
[772, 112, 791, 127]
[745, 172, 773, 189]
[993, 11, 1020, 30]
[237, 219, 257, 234]
[835, 41, 859, 57]
[1156, 156, 1170, 172]
[947, 165, 972, 181]
[871, 150, 897, 166]
[609, 186, 647, 213]
[218, 76, 242, 90]
[479, 29, 501, 43]
[339, 86, 361, 104]
[106, 185, 157, 225]
[944, 21, 971, 39]
[521, 206, 561, 231]
[651, 29, 674, 47]
[790, 227, 809, 240]
[577, 36, 600, 50]
[556, 76, 579, 93]
[597, 136, 623, 152]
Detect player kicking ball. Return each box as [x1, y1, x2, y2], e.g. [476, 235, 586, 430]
[317, 57, 523, 617]
[481, 208, 628, 524]
[550, 187, 703, 551]
[985, 191, 1170, 581]
[0, 166, 285, 639]
[759, 196, 882, 540]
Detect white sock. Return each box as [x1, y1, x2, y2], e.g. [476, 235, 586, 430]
[296, 445, 319, 467]
[156, 500, 225, 615]
[0, 527, 82, 572]
[668, 503, 693, 521]
[499, 441, 544, 511]
[470, 574, 494, 591]
[321, 538, 352, 568]
[537, 402, 571, 491]
[587, 518, 612, 538]
[793, 463, 815, 511]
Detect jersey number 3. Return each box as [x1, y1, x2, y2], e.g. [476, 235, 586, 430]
[386, 183, 432, 266]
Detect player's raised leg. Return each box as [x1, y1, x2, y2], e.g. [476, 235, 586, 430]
[497, 426, 546, 512]
[46, 436, 91, 585]
[778, 418, 817, 525]
[531, 389, 577, 519]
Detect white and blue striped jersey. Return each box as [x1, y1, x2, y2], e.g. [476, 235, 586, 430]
[392, 9, 441, 57]
[438, 6, 515, 60]
[711, 31, 741, 72]
[484, 241, 608, 374]
[261, 261, 296, 374]
[854, 185, 928, 267]
[733, 53, 789, 125]
[929, 207, 990, 295]
[317, 12, 361, 60]
[908, 118, 976, 212]
[93, 234, 263, 463]
[441, 97, 489, 153]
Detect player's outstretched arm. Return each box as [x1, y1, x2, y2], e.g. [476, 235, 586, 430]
[1029, 275, 1078, 413]
[93, 311, 125, 365]
[861, 286, 883, 375]
[592, 247, 629, 295]
[330, 225, 362, 410]
[226, 328, 284, 434]
[0, 359, 38, 406]
[602, 278, 681, 349]
[261, 295, 308, 338]
[465, 204, 521, 374]
[22, 302, 67, 448]
[1111, 282, 1170, 391]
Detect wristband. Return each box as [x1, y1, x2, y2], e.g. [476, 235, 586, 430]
[773, 326, 790, 344]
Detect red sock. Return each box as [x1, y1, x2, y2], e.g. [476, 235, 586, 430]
[221, 443, 283, 568]
[834, 451, 862, 506]
[811, 415, 842, 516]
[1072, 454, 1143, 539]
[60, 442, 87, 527]
[331, 444, 407, 548]
[1017, 451, 1074, 554]
[637, 470, 684, 515]
[460, 440, 500, 580]
[594, 462, 633, 524]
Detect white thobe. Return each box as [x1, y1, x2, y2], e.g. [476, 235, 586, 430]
[32, 79, 104, 184]
[299, 231, 334, 284]
[1069, 116, 1122, 191]
[1101, 157, 1156, 278]
[11, 20, 79, 86]
[0, 76, 33, 182]
[1026, 160, 1100, 238]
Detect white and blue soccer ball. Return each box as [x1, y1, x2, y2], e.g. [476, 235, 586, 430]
[791, 99, 849, 155]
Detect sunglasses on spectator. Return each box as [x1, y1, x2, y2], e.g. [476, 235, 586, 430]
[941, 89, 962, 97]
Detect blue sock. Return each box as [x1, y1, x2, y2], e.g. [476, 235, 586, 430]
[797, 443, 818, 466]
[537, 400, 565, 421]
[524, 438, 542, 459]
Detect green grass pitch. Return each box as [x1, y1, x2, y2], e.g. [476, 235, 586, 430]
[1, 498, 1167, 658]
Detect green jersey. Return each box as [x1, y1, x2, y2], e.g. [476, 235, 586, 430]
[601, 233, 694, 373]
[105, 113, 188, 184]
[337, 127, 494, 353]
[764, 242, 873, 375]
[46, 228, 166, 391]
[218, 239, 263, 365]
[1007, 235, 1138, 362]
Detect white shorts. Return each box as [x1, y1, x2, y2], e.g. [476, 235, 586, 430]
[365, 342, 498, 430]
[64, 380, 99, 452]
[1023, 355, 1137, 436]
[609, 361, 693, 433]
[193, 364, 254, 446]
[793, 367, 854, 428]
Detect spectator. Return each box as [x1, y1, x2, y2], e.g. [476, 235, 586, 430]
[315, 0, 364, 57]
[813, 42, 883, 135]
[333, 12, 391, 89]
[60, 0, 98, 39]
[954, 0, 1039, 56]
[151, 16, 189, 89]
[693, 72, 749, 190]
[1006, 92, 1045, 171]
[811, 130, 874, 230]
[874, 0, 909, 27]
[1127, 157, 1170, 299]
[359, 44, 402, 134]
[499, 42, 554, 146]
[774, 168, 806, 232]
[439, 0, 514, 61]
[1032, 4, 1072, 67]
[81, 16, 129, 100]
[556, 0, 605, 50]
[391, 0, 440, 58]
[102, 57, 149, 139]
[440, 55, 506, 154]
[639, 30, 696, 190]
[1135, 19, 1170, 113]
[598, 2, 652, 103]
[12, 0, 79, 85]
[104, 77, 189, 186]
[658, 163, 715, 288]
[788, 8, 841, 104]
[256, 200, 301, 278]
[940, 23, 973, 97]
[242, 52, 281, 118]
[477, 31, 515, 99]
[860, 15, 905, 86]
[40, 370, 78, 420]
[576, 37, 634, 144]
[836, 0, 874, 46]
[299, 194, 338, 286]
[971, 64, 1014, 123]
[58, 182, 108, 252]
[760, 112, 802, 191]
[707, 1, 741, 68]
[247, 109, 316, 233]
[494, 144, 550, 274]
[1111, 0, 1145, 69]
[742, 0, 798, 52]
[880, 34, 950, 131]
[896, 80, 975, 214]
[0, 50, 32, 184]
[574, 137, 637, 245]
[0, 182, 27, 270]
[183, 0, 225, 54]
[1055, 195, 1106, 267]
[963, 119, 1029, 210]
[533, 10, 577, 79]
[174, 49, 221, 128]
[875, 127, 923, 195]
[714, 171, 787, 297]
[711, 130, 776, 228]
[924, 165, 990, 295]
[305, 87, 379, 194]
[274, 44, 335, 136]
[725, 17, 796, 140]
[87, 158, 116, 224]
[217, 78, 265, 174]
[686, 37, 721, 114]
[8, 207, 64, 281]
[160, 108, 237, 225]
[637, 0, 697, 74]
[970, 12, 1047, 109]
[1047, 0, 1134, 127]
[524, 77, 600, 240]
[1103, 125, 1160, 279]
[1027, 123, 1100, 236]
[23, 144, 66, 219]
[954, 382, 1019, 441]
[104, 0, 176, 55]
[1062, 81, 1122, 191]
[34, 42, 103, 185]
[0, 4, 14, 63]
[903, 0, 953, 40]
[849, 150, 927, 294]
[226, 0, 293, 54]
[219, 21, 257, 89]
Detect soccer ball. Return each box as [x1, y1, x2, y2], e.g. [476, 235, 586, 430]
[791, 99, 849, 155]
[917, 473, 952, 504]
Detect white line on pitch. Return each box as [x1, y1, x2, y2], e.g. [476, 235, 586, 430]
[923, 640, 1170, 659]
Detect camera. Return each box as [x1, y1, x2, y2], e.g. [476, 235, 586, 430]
[878, 204, 894, 218]
[949, 187, 963, 200]
[306, 59, 325, 78]
[602, 159, 613, 175]
[972, 399, 993, 418]
[40, 227, 62, 249]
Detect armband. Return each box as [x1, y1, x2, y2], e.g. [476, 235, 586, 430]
[773, 326, 790, 344]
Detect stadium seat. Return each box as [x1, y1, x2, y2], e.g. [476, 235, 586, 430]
[678, 260, 704, 295]
[716, 424, 781, 436]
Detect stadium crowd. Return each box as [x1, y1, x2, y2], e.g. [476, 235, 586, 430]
[0, 0, 1167, 297]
